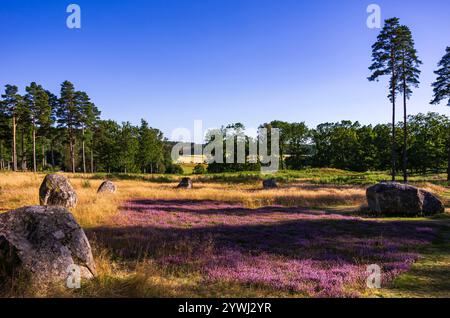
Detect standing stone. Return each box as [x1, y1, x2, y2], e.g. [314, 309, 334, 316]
[177, 177, 193, 189]
[263, 178, 278, 189]
[97, 180, 116, 193]
[0, 206, 96, 286]
[366, 182, 445, 216]
[421, 190, 445, 215]
[39, 174, 78, 208]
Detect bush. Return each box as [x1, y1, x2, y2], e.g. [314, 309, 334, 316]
[193, 164, 206, 174]
[165, 163, 184, 174]
[82, 180, 91, 188]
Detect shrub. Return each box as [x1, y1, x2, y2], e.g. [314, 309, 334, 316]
[165, 164, 184, 175]
[193, 164, 206, 175]
[82, 180, 91, 188]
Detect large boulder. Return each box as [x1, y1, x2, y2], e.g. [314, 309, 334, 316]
[263, 178, 278, 189]
[39, 174, 77, 208]
[0, 206, 96, 286]
[97, 180, 116, 193]
[366, 182, 445, 216]
[177, 177, 193, 189]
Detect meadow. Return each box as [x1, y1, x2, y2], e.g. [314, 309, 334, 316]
[0, 169, 449, 297]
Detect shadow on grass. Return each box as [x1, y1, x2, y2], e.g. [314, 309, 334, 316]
[84, 198, 450, 297]
[380, 222, 450, 297]
[122, 199, 335, 216]
[87, 200, 438, 278]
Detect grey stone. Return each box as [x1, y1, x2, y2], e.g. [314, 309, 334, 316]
[97, 180, 116, 193]
[177, 178, 193, 189]
[0, 206, 96, 286]
[263, 178, 278, 189]
[366, 182, 445, 216]
[39, 174, 77, 208]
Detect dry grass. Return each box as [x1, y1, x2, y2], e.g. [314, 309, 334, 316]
[0, 172, 366, 228]
[1, 171, 448, 298]
[0, 171, 368, 297]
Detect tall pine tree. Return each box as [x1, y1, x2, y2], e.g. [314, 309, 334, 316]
[396, 25, 422, 183]
[368, 17, 401, 181]
[25, 82, 51, 172]
[431, 46, 450, 180]
[57, 81, 80, 173]
[431, 47, 450, 106]
[1, 85, 23, 171]
[75, 91, 101, 173]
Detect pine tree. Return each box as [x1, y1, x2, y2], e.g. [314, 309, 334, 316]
[431, 47, 450, 106]
[118, 122, 139, 173]
[431, 46, 450, 180]
[368, 17, 402, 181]
[25, 82, 51, 172]
[46, 90, 60, 168]
[75, 91, 101, 173]
[1, 85, 23, 171]
[138, 119, 153, 173]
[0, 97, 10, 170]
[396, 25, 422, 183]
[57, 81, 80, 173]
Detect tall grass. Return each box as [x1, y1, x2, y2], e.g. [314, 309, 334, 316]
[0, 170, 448, 297]
[0, 172, 371, 225]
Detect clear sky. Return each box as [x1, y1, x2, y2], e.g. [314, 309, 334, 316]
[1, 0, 449, 140]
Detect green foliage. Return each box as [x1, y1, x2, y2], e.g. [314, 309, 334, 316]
[431, 46, 450, 106]
[206, 123, 261, 173]
[192, 164, 206, 174]
[368, 17, 402, 101]
[137, 120, 165, 173]
[82, 180, 91, 188]
[165, 163, 184, 175]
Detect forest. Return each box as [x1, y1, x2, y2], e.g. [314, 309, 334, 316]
[1, 81, 450, 176]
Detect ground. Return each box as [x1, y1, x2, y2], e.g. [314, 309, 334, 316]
[0, 169, 449, 297]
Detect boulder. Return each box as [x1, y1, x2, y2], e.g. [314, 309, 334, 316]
[366, 182, 445, 216]
[0, 206, 96, 286]
[39, 174, 77, 208]
[97, 180, 116, 193]
[263, 178, 278, 189]
[177, 177, 193, 189]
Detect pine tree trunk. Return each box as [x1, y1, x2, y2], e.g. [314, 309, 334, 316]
[51, 141, 55, 167]
[82, 127, 86, 173]
[402, 76, 408, 183]
[70, 134, 75, 173]
[391, 81, 396, 182]
[71, 142, 75, 173]
[32, 126, 37, 173]
[447, 130, 450, 182]
[90, 138, 94, 174]
[42, 144, 45, 170]
[12, 115, 17, 171]
[21, 128, 26, 171]
[0, 142, 3, 170]
[389, 50, 397, 182]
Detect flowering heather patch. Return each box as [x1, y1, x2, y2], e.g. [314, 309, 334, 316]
[90, 199, 437, 297]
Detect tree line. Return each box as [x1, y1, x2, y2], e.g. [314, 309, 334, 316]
[0, 81, 176, 174]
[0, 82, 449, 176]
[203, 112, 450, 176]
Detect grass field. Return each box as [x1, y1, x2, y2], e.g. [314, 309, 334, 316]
[0, 169, 449, 297]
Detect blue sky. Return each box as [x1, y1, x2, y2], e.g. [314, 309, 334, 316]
[1, 0, 449, 140]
